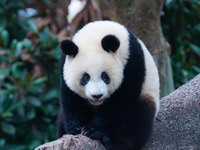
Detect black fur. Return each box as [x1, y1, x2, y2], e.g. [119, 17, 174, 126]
[57, 31, 156, 150]
[101, 35, 120, 52]
[60, 39, 78, 57]
[101, 71, 110, 84]
[80, 73, 90, 86]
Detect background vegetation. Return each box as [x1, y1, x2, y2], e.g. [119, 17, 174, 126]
[0, 0, 60, 149]
[161, 0, 200, 88]
[0, 0, 199, 149]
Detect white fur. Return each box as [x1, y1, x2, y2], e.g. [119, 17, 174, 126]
[63, 21, 129, 101]
[85, 80, 108, 100]
[137, 39, 160, 114]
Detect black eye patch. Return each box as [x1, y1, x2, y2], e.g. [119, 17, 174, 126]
[101, 71, 110, 84]
[80, 73, 90, 86]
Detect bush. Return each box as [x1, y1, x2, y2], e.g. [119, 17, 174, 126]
[162, 0, 200, 88]
[0, 0, 60, 149]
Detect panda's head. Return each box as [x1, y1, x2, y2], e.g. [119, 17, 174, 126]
[61, 21, 130, 106]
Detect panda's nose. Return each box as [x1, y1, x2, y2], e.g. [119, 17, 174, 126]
[91, 94, 103, 99]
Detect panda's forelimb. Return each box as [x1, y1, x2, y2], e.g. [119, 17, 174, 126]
[56, 110, 66, 138]
[57, 104, 88, 137]
[82, 126, 115, 140]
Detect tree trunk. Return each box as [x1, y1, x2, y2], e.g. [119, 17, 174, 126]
[35, 74, 200, 150]
[99, 0, 174, 97]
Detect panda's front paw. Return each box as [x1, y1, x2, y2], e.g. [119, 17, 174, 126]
[82, 126, 94, 136]
[89, 130, 105, 140]
[82, 126, 103, 140]
[68, 127, 82, 135]
[102, 136, 115, 150]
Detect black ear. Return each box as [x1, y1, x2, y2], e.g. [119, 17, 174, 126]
[101, 35, 120, 52]
[60, 40, 78, 57]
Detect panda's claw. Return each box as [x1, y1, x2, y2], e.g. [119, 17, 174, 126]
[68, 127, 82, 135]
[82, 126, 105, 140]
[82, 126, 94, 136]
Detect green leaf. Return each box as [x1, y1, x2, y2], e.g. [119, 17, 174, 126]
[26, 85, 43, 94]
[188, 43, 200, 56]
[165, 0, 175, 9]
[27, 20, 38, 33]
[2, 96, 12, 111]
[42, 117, 51, 123]
[23, 38, 34, 50]
[14, 42, 23, 57]
[0, 15, 7, 28]
[29, 140, 41, 149]
[26, 96, 41, 107]
[39, 27, 50, 48]
[26, 108, 35, 120]
[52, 47, 61, 60]
[45, 104, 58, 116]
[0, 138, 5, 147]
[17, 105, 25, 117]
[1, 30, 9, 47]
[52, 35, 58, 48]
[42, 89, 58, 101]
[6, 100, 25, 112]
[31, 77, 47, 85]
[5, 116, 26, 123]
[4, 83, 18, 91]
[189, 24, 200, 36]
[0, 89, 9, 95]
[1, 122, 16, 135]
[11, 62, 23, 77]
[0, 67, 10, 80]
[1, 112, 13, 118]
[3, 144, 26, 150]
[10, 39, 18, 51]
[192, 66, 200, 73]
[0, 27, 2, 35]
[0, 0, 7, 7]
[0, 55, 8, 62]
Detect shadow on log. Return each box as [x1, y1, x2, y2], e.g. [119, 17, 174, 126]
[35, 74, 200, 150]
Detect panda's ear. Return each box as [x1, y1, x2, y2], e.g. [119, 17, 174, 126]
[101, 35, 120, 53]
[60, 40, 78, 57]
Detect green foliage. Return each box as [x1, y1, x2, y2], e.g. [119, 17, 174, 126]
[162, 0, 200, 88]
[0, 0, 29, 40]
[0, 1, 60, 149]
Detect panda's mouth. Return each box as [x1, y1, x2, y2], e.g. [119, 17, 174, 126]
[89, 99, 103, 105]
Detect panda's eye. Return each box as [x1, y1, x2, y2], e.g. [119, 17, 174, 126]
[80, 73, 90, 86]
[101, 71, 110, 84]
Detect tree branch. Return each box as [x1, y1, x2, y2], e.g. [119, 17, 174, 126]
[143, 73, 200, 149]
[35, 74, 200, 150]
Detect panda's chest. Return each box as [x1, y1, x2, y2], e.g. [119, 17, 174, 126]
[90, 107, 127, 129]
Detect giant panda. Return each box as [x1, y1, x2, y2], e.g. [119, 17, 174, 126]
[57, 20, 160, 150]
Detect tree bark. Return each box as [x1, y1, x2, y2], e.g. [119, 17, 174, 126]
[143, 73, 200, 150]
[35, 74, 200, 150]
[99, 0, 174, 97]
